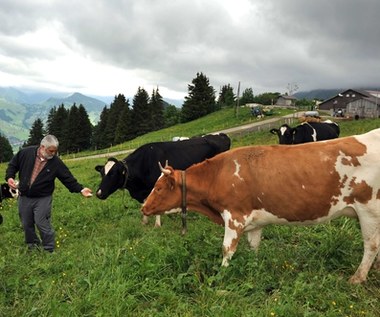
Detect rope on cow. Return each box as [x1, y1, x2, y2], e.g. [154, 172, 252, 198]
[181, 170, 187, 235]
[120, 159, 130, 209]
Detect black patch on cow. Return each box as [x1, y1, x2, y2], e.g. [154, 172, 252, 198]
[95, 133, 231, 202]
[271, 122, 340, 144]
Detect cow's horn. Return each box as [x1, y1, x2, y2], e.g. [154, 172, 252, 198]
[159, 161, 171, 175]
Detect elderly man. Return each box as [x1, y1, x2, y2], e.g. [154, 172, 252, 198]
[5, 135, 92, 253]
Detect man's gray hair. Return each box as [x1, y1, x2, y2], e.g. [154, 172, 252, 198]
[40, 135, 59, 148]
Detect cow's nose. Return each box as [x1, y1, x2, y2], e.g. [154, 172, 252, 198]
[96, 189, 103, 199]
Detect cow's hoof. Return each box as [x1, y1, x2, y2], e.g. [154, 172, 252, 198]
[348, 275, 365, 284]
[0, 214, 3, 225]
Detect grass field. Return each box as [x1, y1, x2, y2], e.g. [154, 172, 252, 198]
[1, 110, 380, 316]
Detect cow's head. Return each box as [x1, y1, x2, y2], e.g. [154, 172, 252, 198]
[0, 183, 19, 200]
[95, 158, 128, 200]
[270, 124, 294, 144]
[0, 183, 19, 225]
[141, 163, 182, 216]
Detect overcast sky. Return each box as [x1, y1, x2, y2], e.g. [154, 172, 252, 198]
[0, 0, 379, 101]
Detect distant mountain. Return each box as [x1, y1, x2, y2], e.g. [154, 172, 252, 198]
[0, 87, 30, 104]
[0, 88, 109, 148]
[0, 87, 183, 149]
[294, 89, 342, 100]
[42, 92, 107, 112]
[294, 87, 380, 101]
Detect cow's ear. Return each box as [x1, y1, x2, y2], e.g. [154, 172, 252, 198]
[270, 128, 279, 135]
[168, 175, 176, 190]
[95, 165, 103, 173]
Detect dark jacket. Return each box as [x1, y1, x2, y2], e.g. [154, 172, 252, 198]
[5, 146, 83, 197]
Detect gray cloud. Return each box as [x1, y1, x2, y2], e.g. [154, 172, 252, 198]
[0, 0, 379, 99]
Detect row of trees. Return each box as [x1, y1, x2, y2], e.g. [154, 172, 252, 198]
[1, 72, 311, 160]
[24, 103, 93, 154]
[23, 72, 222, 152]
[0, 135, 13, 162]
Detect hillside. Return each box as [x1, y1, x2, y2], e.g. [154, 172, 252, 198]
[0, 87, 184, 148]
[0, 88, 108, 147]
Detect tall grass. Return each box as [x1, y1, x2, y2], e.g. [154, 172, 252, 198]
[1, 113, 379, 316]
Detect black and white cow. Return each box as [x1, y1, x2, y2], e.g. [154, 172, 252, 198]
[95, 133, 231, 226]
[0, 183, 19, 225]
[270, 121, 340, 144]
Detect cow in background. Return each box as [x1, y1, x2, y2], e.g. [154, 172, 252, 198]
[0, 183, 19, 225]
[270, 120, 340, 144]
[95, 133, 231, 226]
[142, 128, 380, 284]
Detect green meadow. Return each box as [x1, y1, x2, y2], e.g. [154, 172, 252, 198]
[1, 108, 379, 316]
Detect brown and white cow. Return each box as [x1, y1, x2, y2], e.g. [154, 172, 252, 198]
[142, 128, 380, 284]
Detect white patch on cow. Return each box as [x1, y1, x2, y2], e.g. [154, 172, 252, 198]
[164, 208, 181, 215]
[245, 207, 357, 228]
[221, 209, 240, 266]
[302, 185, 305, 190]
[279, 126, 287, 136]
[233, 159, 244, 181]
[311, 127, 317, 141]
[104, 161, 116, 175]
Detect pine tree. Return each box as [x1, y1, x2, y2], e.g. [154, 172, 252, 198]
[92, 106, 109, 150]
[76, 104, 93, 151]
[114, 98, 133, 144]
[181, 72, 216, 122]
[46, 104, 69, 140]
[103, 94, 128, 147]
[131, 87, 151, 137]
[63, 104, 81, 153]
[164, 105, 180, 127]
[149, 88, 165, 131]
[218, 84, 236, 109]
[0, 134, 13, 162]
[239, 88, 255, 106]
[24, 118, 45, 147]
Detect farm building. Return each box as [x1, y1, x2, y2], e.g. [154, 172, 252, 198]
[276, 95, 297, 107]
[318, 89, 380, 118]
[346, 97, 380, 119]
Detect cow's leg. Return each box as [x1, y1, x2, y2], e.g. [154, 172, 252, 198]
[349, 218, 380, 284]
[142, 215, 149, 225]
[154, 215, 161, 227]
[246, 227, 262, 251]
[142, 215, 161, 227]
[221, 224, 243, 267]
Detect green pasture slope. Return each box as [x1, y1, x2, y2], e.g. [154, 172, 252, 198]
[1, 109, 380, 316]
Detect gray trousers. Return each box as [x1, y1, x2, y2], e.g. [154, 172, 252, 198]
[18, 195, 55, 252]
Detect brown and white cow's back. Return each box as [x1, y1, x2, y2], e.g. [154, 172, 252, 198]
[142, 128, 380, 283]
